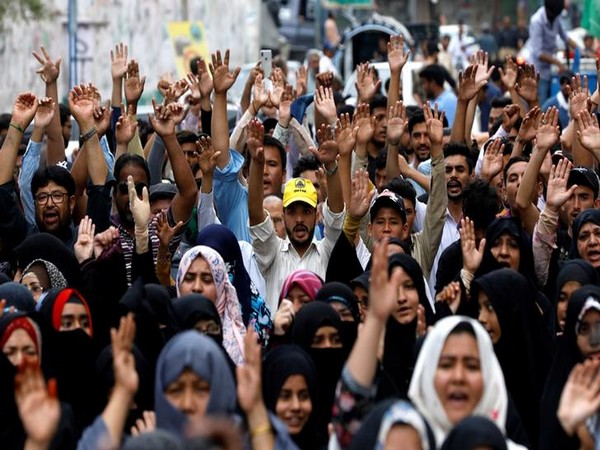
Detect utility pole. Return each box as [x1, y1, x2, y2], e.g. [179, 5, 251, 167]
[68, 0, 78, 88]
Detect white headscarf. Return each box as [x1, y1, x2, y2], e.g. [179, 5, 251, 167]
[408, 316, 513, 449]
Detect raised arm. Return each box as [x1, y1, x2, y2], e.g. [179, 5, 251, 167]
[576, 109, 600, 163]
[32, 46, 64, 165]
[311, 123, 343, 213]
[247, 119, 268, 225]
[210, 49, 241, 169]
[570, 74, 594, 167]
[110, 43, 128, 110]
[336, 113, 359, 207]
[355, 63, 381, 105]
[514, 63, 540, 110]
[386, 35, 409, 109]
[124, 60, 146, 157]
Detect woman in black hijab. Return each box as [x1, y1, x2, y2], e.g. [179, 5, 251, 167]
[262, 345, 317, 449]
[540, 284, 600, 449]
[441, 416, 507, 450]
[292, 301, 346, 449]
[570, 209, 600, 273]
[473, 268, 554, 449]
[556, 260, 599, 332]
[171, 293, 223, 345]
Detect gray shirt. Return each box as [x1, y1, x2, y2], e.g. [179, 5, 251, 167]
[529, 6, 569, 80]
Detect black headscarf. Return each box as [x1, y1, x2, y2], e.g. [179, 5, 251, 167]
[441, 415, 507, 450]
[315, 282, 360, 353]
[472, 268, 554, 448]
[545, 0, 564, 23]
[171, 293, 223, 345]
[0, 282, 35, 312]
[557, 259, 599, 295]
[540, 284, 600, 450]
[262, 345, 317, 449]
[570, 209, 600, 261]
[291, 302, 346, 448]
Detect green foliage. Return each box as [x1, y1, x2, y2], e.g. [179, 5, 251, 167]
[0, 0, 44, 23]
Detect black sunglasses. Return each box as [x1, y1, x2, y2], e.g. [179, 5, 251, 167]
[117, 181, 147, 196]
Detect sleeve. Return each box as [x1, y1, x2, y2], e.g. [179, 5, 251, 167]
[320, 200, 346, 260]
[229, 109, 254, 152]
[197, 190, 221, 232]
[331, 365, 377, 450]
[110, 106, 121, 151]
[326, 230, 364, 284]
[0, 181, 29, 251]
[85, 184, 112, 233]
[273, 123, 290, 146]
[533, 206, 559, 287]
[249, 212, 280, 273]
[19, 139, 43, 226]
[180, 109, 200, 132]
[76, 415, 110, 450]
[411, 154, 448, 279]
[200, 108, 212, 136]
[147, 136, 166, 185]
[528, 15, 544, 57]
[100, 135, 115, 181]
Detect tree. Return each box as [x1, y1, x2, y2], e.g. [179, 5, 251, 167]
[0, 0, 44, 24]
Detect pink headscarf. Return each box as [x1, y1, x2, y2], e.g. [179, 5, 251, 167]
[278, 270, 324, 305]
[176, 245, 246, 364]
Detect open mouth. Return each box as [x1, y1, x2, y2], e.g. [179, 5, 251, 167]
[43, 210, 59, 225]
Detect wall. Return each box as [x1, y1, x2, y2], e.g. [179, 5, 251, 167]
[0, 0, 260, 112]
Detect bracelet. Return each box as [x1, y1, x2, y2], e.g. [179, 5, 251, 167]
[80, 126, 98, 143]
[250, 423, 273, 438]
[323, 162, 339, 176]
[9, 122, 25, 134]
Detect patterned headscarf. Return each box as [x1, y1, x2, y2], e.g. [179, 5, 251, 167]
[176, 245, 245, 364]
[22, 259, 68, 290]
[278, 270, 324, 305]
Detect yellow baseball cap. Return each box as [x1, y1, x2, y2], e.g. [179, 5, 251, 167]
[283, 178, 318, 208]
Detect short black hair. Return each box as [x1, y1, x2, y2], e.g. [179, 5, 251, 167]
[419, 64, 446, 87]
[383, 176, 417, 207]
[0, 113, 11, 131]
[293, 154, 320, 178]
[59, 104, 71, 127]
[490, 97, 512, 109]
[263, 135, 287, 170]
[176, 130, 198, 146]
[503, 156, 529, 185]
[408, 110, 426, 135]
[443, 142, 474, 173]
[113, 154, 151, 184]
[463, 179, 500, 230]
[369, 94, 388, 112]
[262, 118, 279, 135]
[31, 165, 75, 197]
[189, 57, 202, 75]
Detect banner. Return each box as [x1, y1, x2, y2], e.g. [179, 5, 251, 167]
[323, 0, 374, 8]
[167, 21, 211, 78]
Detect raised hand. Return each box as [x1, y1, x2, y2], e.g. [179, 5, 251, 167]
[499, 56, 518, 90]
[387, 100, 407, 145]
[196, 135, 221, 177]
[115, 105, 138, 145]
[517, 106, 541, 143]
[110, 43, 128, 80]
[112, 313, 138, 397]
[93, 102, 112, 137]
[314, 86, 337, 124]
[124, 60, 146, 106]
[33, 46, 61, 85]
[558, 359, 600, 436]
[423, 102, 444, 146]
[481, 138, 505, 181]
[167, 102, 186, 125]
[127, 175, 151, 229]
[296, 65, 308, 97]
[435, 281, 462, 314]
[236, 330, 263, 414]
[93, 226, 119, 259]
[269, 68, 286, 108]
[577, 109, 600, 154]
[369, 238, 403, 322]
[569, 73, 590, 118]
[157, 74, 173, 98]
[186, 72, 202, 99]
[469, 50, 493, 86]
[460, 217, 486, 273]
[311, 123, 339, 167]
[273, 299, 295, 336]
[536, 106, 560, 151]
[355, 103, 375, 145]
[196, 58, 214, 99]
[252, 74, 270, 112]
[515, 63, 540, 104]
[546, 158, 576, 212]
[336, 113, 358, 158]
[387, 34, 410, 73]
[74, 216, 96, 263]
[15, 360, 60, 448]
[210, 49, 241, 95]
[149, 99, 176, 138]
[316, 71, 334, 89]
[12, 92, 39, 129]
[278, 84, 294, 127]
[458, 64, 490, 102]
[355, 63, 381, 103]
[349, 169, 375, 219]
[131, 410, 156, 436]
[68, 84, 95, 128]
[156, 210, 185, 248]
[246, 119, 265, 162]
[33, 97, 55, 129]
[502, 104, 521, 133]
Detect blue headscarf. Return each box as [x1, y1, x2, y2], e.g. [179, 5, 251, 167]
[154, 330, 237, 435]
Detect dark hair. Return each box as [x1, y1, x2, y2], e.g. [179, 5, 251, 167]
[503, 156, 529, 185]
[189, 57, 202, 75]
[31, 165, 76, 197]
[337, 104, 355, 117]
[490, 97, 512, 109]
[375, 148, 387, 170]
[293, 154, 320, 178]
[175, 130, 198, 146]
[0, 113, 11, 131]
[383, 176, 417, 207]
[426, 40, 439, 56]
[369, 94, 388, 112]
[443, 142, 474, 173]
[58, 104, 71, 127]
[113, 154, 151, 184]
[137, 119, 153, 148]
[262, 118, 279, 135]
[463, 179, 500, 230]
[408, 110, 426, 135]
[489, 116, 503, 136]
[263, 135, 287, 169]
[449, 320, 476, 337]
[419, 64, 446, 87]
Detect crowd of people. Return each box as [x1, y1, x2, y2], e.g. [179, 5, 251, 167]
[2, 1, 600, 449]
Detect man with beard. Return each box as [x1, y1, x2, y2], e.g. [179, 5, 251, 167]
[406, 111, 433, 197]
[428, 143, 474, 291]
[247, 119, 344, 313]
[419, 64, 457, 127]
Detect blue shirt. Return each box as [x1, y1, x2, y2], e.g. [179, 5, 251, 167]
[430, 89, 457, 127]
[529, 6, 569, 80]
[213, 148, 251, 242]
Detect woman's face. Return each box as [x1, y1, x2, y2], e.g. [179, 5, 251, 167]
[557, 281, 581, 331]
[164, 368, 210, 421]
[60, 301, 91, 336]
[391, 266, 420, 325]
[311, 325, 342, 348]
[180, 257, 217, 301]
[478, 291, 501, 344]
[287, 285, 312, 313]
[434, 332, 484, 425]
[490, 232, 520, 270]
[384, 424, 423, 450]
[275, 374, 312, 435]
[193, 319, 221, 338]
[577, 309, 600, 360]
[329, 301, 355, 322]
[21, 272, 44, 302]
[2, 328, 38, 366]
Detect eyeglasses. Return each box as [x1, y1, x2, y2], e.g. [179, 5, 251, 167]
[195, 322, 221, 336]
[117, 182, 147, 196]
[34, 191, 69, 205]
